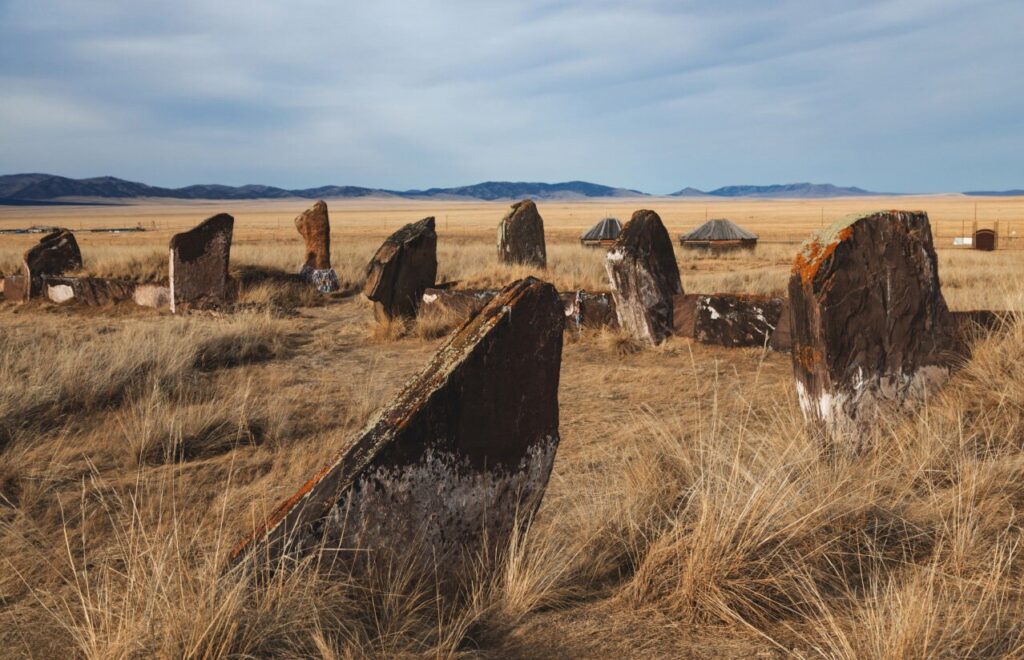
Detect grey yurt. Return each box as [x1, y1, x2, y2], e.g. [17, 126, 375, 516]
[679, 218, 758, 251]
[580, 217, 622, 247]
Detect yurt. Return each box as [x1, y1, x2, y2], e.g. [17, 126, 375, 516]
[679, 218, 758, 251]
[580, 217, 623, 247]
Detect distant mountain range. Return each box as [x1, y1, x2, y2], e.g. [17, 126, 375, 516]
[964, 189, 1024, 197]
[1, 174, 1020, 203]
[0, 174, 643, 203]
[669, 182, 876, 198]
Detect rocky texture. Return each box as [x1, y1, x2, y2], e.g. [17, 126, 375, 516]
[44, 277, 135, 306]
[363, 217, 437, 321]
[169, 214, 233, 313]
[789, 210, 961, 437]
[2, 275, 27, 303]
[133, 283, 172, 309]
[559, 291, 617, 331]
[497, 200, 546, 268]
[231, 277, 565, 580]
[23, 229, 83, 298]
[606, 210, 683, 345]
[294, 200, 339, 292]
[419, 288, 498, 324]
[769, 298, 792, 352]
[693, 294, 785, 348]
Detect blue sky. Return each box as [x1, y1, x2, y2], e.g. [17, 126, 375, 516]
[1, 0, 1021, 193]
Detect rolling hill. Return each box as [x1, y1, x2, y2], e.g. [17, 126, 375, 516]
[670, 182, 876, 198]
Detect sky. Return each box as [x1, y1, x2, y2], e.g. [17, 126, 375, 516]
[1, 0, 1022, 193]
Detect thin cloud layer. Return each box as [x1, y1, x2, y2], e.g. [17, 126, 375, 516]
[1, 0, 1021, 192]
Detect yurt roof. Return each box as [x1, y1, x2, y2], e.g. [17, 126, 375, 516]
[680, 218, 758, 241]
[580, 217, 623, 241]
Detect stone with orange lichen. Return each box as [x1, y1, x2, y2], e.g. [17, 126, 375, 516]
[230, 277, 564, 584]
[364, 216, 437, 321]
[788, 210, 961, 443]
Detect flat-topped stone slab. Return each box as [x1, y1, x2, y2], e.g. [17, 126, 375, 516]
[169, 214, 233, 313]
[44, 277, 135, 306]
[364, 217, 437, 321]
[231, 277, 565, 580]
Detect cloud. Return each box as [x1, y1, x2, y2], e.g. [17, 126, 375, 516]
[0, 0, 1021, 191]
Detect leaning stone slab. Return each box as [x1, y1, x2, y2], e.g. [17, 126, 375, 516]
[789, 210, 960, 437]
[693, 294, 785, 348]
[606, 209, 683, 345]
[44, 277, 135, 306]
[169, 214, 233, 313]
[363, 217, 437, 321]
[295, 200, 340, 293]
[23, 229, 83, 299]
[497, 199, 546, 268]
[559, 290, 617, 331]
[230, 277, 565, 578]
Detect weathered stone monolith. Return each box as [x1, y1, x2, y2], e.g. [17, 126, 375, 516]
[789, 210, 960, 438]
[44, 277, 135, 306]
[606, 210, 683, 345]
[23, 229, 83, 298]
[497, 199, 546, 268]
[364, 217, 437, 321]
[231, 277, 565, 579]
[294, 200, 339, 293]
[169, 214, 233, 313]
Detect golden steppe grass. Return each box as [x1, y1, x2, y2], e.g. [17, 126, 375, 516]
[1, 197, 1024, 657]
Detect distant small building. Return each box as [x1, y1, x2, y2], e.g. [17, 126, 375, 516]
[974, 228, 997, 251]
[580, 217, 622, 247]
[679, 219, 758, 251]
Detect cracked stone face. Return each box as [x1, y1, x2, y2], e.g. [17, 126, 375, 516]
[605, 209, 683, 345]
[788, 210, 961, 440]
[363, 217, 438, 320]
[169, 213, 233, 313]
[232, 277, 565, 581]
[497, 199, 547, 268]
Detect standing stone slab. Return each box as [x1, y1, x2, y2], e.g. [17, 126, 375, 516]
[294, 200, 339, 293]
[497, 199, 546, 268]
[693, 294, 785, 348]
[44, 277, 135, 306]
[606, 210, 683, 345]
[231, 277, 565, 576]
[169, 214, 233, 313]
[23, 229, 83, 299]
[789, 210, 960, 437]
[363, 217, 437, 321]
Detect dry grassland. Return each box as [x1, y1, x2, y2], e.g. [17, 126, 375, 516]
[1, 197, 1023, 658]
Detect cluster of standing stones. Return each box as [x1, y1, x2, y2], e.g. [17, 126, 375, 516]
[0, 199, 1004, 578]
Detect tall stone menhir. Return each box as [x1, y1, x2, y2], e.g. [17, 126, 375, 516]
[789, 210, 961, 439]
[169, 213, 233, 313]
[364, 217, 437, 321]
[22, 229, 83, 300]
[606, 209, 683, 345]
[294, 200, 340, 293]
[231, 277, 565, 582]
[497, 199, 546, 268]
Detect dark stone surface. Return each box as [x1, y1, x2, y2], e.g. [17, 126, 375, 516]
[418, 288, 499, 324]
[769, 298, 792, 352]
[231, 277, 565, 580]
[789, 210, 960, 436]
[44, 277, 135, 306]
[605, 209, 683, 345]
[363, 217, 438, 320]
[559, 290, 617, 331]
[23, 229, 83, 298]
[295, 200, 339, 292]
[497, 199, 546, 268]
[693, 294, 785, 348]
[169, 214, 233, 313]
